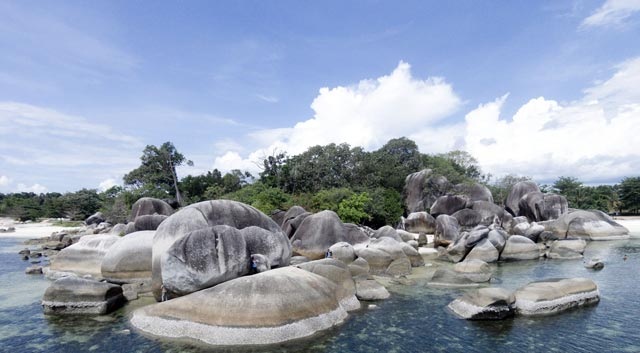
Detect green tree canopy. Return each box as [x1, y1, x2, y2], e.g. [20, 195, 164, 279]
[123, 142, 193, 205]
[619, 177, 640, 214]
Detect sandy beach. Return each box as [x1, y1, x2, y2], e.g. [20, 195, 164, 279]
[0, 217, 80, 239]
[616, 217, 640, 237]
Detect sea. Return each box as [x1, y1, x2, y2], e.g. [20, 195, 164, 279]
[1, 233, 639, 353]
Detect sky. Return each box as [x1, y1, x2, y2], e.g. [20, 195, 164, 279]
[1, 0, 640, 194]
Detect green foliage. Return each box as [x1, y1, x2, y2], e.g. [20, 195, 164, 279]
[619, 177, 640, 213]
[487, 174, 532, 206]
[220, 182, 291, 215]
[364, 188, 404, 228]
[51, 220, 83, 227]
[337, 192, 372, 224]
[310, 188, 354, 212]
[124, 141, 193, 205]
[180, 170, 222, 203]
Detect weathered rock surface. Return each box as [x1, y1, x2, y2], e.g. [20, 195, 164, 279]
[131, 267, 355, 346]
[85, 212, 106, 226]
[42, 277, 124, 315]
[543, 210, 629, 240]
[453, 183, 494, 204]
[472, 201, 510, 227]
[402, 212, 436, 234]
[430, 195, 469, 217]
[403, 169, 451, 213]
[518, 192, 568, 222]
[465, 238, 499, 263]
[434, 215, 460, 247]
[448, 287, 515, 320]
[296, 259, 359, 311]
[131, 197, 173, 220]
[514, 278, 599, 316]
[355, 279, 390, 301]
[452, 209, 483, 229]
[500, 235, 540, 261]
[374, 226, 403, 242]
[547, 239, 587, 259]
[453, 259, 493, 282]
[134, 214, 168, 232]
[356, 237, 411, 276]
[328, 242, 356, 264]
[50, 234, 120, 277]
[101, 231, 155, 283]
[152, 200, 288, 301]
[505, 181, 540, 217]
[429, 267, 479, 287]
[291, 211, 368, 260]
[348, 257, 370, 278]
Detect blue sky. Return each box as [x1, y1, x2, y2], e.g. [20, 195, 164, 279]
[1, 0, 639, 193]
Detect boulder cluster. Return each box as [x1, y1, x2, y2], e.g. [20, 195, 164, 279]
[25, 169, 625, 346]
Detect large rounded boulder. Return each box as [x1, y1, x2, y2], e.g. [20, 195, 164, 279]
[518, 192, 568, 222]
[505, 181, 540, 217]
[50, 234, 120, 277]
[131, 267, 355, 346]
[434, 215, 461, 247]
[500, 235, 540, 261]
[403, 169, 452, 213]
[152, 200, 290, 301]
[101, 230, 155, 283]
[543, 210, 629, 240]
[430, 195, 469, 217]
[291, 210, 368, 260]
[453, 183, 494, 204]
[131, 197, 174, 219]
[402, 212, 436, 234]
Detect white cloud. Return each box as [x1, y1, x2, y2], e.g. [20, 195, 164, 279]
[214, 151, 262, 173]
[0, 102, 143, 192]
[582, 0, 640, 27]
[0, 175, 10, 187]
[213, 61, 462, 172]
[16, 183, 47, 194]
[465, 57, 640, 183]
[256, 94, 279, 103]
[98, 178, 118, 192]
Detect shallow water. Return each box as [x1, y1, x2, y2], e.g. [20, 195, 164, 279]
[1, 236, 639, 353]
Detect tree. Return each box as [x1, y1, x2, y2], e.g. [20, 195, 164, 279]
[553, 176, 585, 208]
[123, 142, 193, 205]
[487, 174, 532, 206]
[338, 192, 372, 224]
[371, 137, 423, 191]
[619, 177, 640, 214]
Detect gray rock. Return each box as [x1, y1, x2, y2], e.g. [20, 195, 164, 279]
[453, 183, 494, 204]
[448, 287, 515, 320]
[403, 169, 452, 213]
[453, 259, 493, 282]
[429, 267, 479, 287]
[290, 256, 310, 265]
[487, 229, 507, 252]
[466, 226, 490, 248]
[430, 195, 469, 217]
[402, 212, 436, 234]
[42, 277, 124, 315]
[434, 214, 461, 247]
[348, 257, 370, 278]
[130, 197, 173, 220]
[523, 223, 545, 242]
[291, 211, 368, 260]
[250, 254, 271, 273]
[472, 201, 510, 227]
[50, 234, 120, 277]
[295, 259, 359, 311]
[452, 209, 483, 229]
[328, 242, 356, 264]
[161, 225, 291, 299]
[514, 278, 599, 316]
[270, 209, 286, 228]
[397, 229, 418, 242]
[374, 226, 403, 242]
[152, 200, 287, 301]
[355, 279, 390, 300]
[282, 212, 311, 239]
[500, 235, 540, 261]
[547, 239, 586, 259]
[398, 241, 424, 267]
[131, 267, 356, 346]
[101, 231, 155, 284]
[505, 181, 540, 217]
[25, 265, 43, 274]
[134, 214, 168, 232]
[445, 232, 471, 263]
[584, 258, 604, 270]
[85, 212, 106, 226]
[110, 223, 127, 236]
[465, 238, 499, 263]
[543, 210, 629, 240]
[518, 192, 568, 222]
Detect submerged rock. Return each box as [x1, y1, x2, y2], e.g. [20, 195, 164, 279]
[42, 277, 124, 315]
[448, 287, 515, 320]
[514, 278, 599, 316]
[131, 267, 356, 346]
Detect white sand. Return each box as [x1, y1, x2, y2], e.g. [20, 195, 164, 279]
[616, 219, 640, 238]
[0, 217, 80, 239]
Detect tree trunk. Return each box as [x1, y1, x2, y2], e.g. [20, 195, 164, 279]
[168, 158, 183, 206]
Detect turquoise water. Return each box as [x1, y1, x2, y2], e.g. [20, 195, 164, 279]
[1, 236, 639, 353]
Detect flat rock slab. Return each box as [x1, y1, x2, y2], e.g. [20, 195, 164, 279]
[131, 267, 355, 346]
[515, 278, 599, 316]
[42, 277, 124, 315]
[355, 279, 390, 301]
[448, 287, 515, 320]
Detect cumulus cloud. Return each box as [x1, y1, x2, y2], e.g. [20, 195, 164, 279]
[0, 175, 10, 187]
[98, 178, 118, 192]
[16, 183, 47, 194]
[582, 0, 640, 27]
[464, 58, 640, 183]
[0, 102, 143, 192]
[214, 61, 462, 172]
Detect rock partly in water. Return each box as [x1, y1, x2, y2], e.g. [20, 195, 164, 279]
[355, 279, 390, 301]
[547, 239, 587, 259]
[401, 212, 436, 234]
[448, 287, 515, 320]
[101, 231, 155, 284]
[514, 278, 600, 316]
[42, 277, 125, 315]
[453, 259, 493, 282]
[50, 234, 120, 277]
[543, 210, 629, 240]
[465, 238, 499, 263]
[131, 267, 356, 346]
[500, 235, 540, 261]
